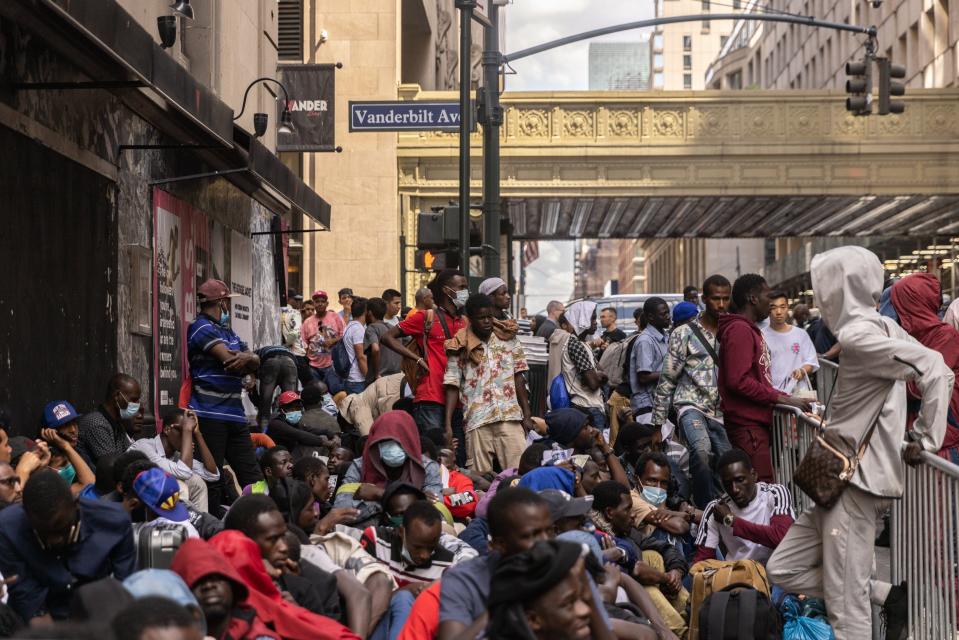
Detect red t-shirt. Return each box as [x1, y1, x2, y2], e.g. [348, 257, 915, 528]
[396, 581, 442, 640]
[399, 309, 465, 405]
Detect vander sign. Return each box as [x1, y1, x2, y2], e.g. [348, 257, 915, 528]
[349, 101, 462, 132]
[277, 64, 336, 152]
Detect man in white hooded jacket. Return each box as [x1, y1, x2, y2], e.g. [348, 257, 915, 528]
[767, 246, 953, 640]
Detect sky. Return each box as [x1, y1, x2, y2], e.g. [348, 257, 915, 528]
[504, 1, 655, 313]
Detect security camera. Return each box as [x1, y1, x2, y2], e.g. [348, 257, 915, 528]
[319, 29, 329, 43]
[871, 0, 882, 7]
[253, 113, 268, 138]
[157, 16, 176, 49]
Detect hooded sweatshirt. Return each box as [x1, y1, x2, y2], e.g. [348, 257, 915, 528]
[717, 314, 782, 428]
[207, 531, 359, 640]
[171, 538, 279, 640]
[811, 246, 953, 497]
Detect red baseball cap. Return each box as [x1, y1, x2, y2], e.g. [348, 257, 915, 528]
[277, 391, 301, 406]
[311, 290, 328, 299]
[197, 279, 238, 302]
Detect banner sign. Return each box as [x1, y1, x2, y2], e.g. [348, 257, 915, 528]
[349, 101, 463, 132]
[277, 64, 336, 152]
[230, 230, 254, 347]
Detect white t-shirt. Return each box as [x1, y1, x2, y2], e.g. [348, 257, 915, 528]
[761, 324, 819, 393]
[695, 482, 794, 564]
[343, 320, 367, 382]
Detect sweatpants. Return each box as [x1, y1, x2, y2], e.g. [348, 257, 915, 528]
[766, 485, 892, 640]
[725, 422, 774, 482]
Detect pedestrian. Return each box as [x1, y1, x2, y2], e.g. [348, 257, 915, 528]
[39, 423, 96, 496]
[630, 297, 671, 421]
[0, 462, 21, 509]
[670, 301, 698, 329]
[282, 288, 312, 387]
[301, 299, 316, 323]
[767, 246, 953, 640]
[341, 296, 370, 395]
[717, 274, 810, 481]
[338, 288, 354, 323]
[302, 290, 347, 400]
[652, 274, 732, 509]
[443, 293, 533, 474]
[382, 289, 403, 327]
[762, 291, 819, 393]
[888, 272, 959, 462]
[187, 278, 262, 511]
[590, 307, 627, 356]
[365, 297, 404, 383]
[683, 285, 700, 307]
[535, 300, 565, 341]
[130, 408, 220, 512]
[112, 597, 203, 640]
[252, 345, 299, 429]
[265, 391, 339, 458]
[77, 374, 143, 465]
[299, 381, 340, 433]
[792, 303, 811, 328]
[132, 467, 200, 538]
[409, 288, 434, 318]
[381, 269, 468, 449]
[478, 277, 512, 321]
[552, 301, 608, 430]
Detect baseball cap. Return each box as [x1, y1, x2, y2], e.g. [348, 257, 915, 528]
[539, 489, 594, 523]
[312, 290, 329, 299]
[287, 288, 303, 301]
[672, 301, 700, 324]
[338, 288, 354, 297]
[277, 391, 301, 407]
[197, 279, 237, 302]
[133, 468, 189, 522]
[43, 400, 80, 428]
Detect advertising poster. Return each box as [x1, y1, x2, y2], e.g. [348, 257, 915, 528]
[230, 230, 254, 347]
[276, 64, 336, 152]
[152, 189, 210, 420]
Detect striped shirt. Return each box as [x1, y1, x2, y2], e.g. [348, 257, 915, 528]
[695, 482, 794, 564]
[359, 526, 462, 587]
[187, 314, 248, 423]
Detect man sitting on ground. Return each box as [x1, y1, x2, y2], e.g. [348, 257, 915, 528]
[693, 448, 795, 564]
[629, 453, 694, 551]
[129, 408, 219, 513]
[77, 374, 143, 465]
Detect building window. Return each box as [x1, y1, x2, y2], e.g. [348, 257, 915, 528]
[653, 53, 664, 69]
[702, 0, 710, 10]
[653, 72, 665, 89]
[683, 35, 693, 51]
[277, 0, 303, 61]
[683, 73, 693, 89]
[683, 54, 692, 70]
[733, 0, 741, 8]
[702, 20, 711, 31]
[653, 33, 664, 50]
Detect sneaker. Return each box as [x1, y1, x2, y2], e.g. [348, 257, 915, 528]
[882, 581, 907, 640]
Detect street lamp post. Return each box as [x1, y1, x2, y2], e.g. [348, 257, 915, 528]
[481, 1, 502, 278]
[455, 0, 475, 279]
[233, 77, 296, 135]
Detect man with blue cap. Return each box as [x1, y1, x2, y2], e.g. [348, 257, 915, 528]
[133, 467, 200, 538]
[671, 302, 699, 329]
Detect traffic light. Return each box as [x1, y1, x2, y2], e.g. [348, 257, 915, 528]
[877, 57, 906, 115]
[845, 60, 872, 115]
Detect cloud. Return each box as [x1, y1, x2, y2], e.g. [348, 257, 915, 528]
[523, 241, 575, 313]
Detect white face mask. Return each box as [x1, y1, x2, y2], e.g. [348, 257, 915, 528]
[447, 287, 469, 309]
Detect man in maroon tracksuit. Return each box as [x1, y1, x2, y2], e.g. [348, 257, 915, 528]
[717, 274, 812, 481]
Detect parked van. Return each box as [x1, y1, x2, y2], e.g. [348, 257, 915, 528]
[566, 293, 685, 334]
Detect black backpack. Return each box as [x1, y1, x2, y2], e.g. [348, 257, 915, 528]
[699, 586, 782, 640]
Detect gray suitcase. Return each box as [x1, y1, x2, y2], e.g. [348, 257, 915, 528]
[132, 522, 188, 570]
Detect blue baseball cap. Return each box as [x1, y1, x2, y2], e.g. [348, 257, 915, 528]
[43, 400, 80, 428]
[133, 468, 189, 522]
[672, 301, 700, 324]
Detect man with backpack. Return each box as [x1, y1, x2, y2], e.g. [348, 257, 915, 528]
[600, 308, 644, 444]
[651, 274, 732, 509]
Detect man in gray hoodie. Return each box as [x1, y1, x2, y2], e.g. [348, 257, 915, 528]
[767, 246, 953, 640]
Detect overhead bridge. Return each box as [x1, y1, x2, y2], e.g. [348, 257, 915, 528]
[397, 86, 959, 240]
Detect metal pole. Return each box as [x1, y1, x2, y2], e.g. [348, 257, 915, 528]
[481, 1, 502, 278]
[456, 0, 474, 278]
[399, 234, 408, 305]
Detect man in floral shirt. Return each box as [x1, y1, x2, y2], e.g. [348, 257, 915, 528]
[443, 294, 533, 474]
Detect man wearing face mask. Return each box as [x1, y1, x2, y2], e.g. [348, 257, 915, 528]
[265, 391, 340, 458]
[188, 278, 262, 513]
[381, 269, 468, 459]
[78, 373, 143, 466]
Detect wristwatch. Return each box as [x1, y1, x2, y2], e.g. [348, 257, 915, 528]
[723, 513, 735, 527]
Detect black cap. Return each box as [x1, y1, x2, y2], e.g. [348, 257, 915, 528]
[287, 288, 303, 300]
[539, 489, 594, 523]
[338, 288, 354, 297]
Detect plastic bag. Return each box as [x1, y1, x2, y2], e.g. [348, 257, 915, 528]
[781, 595, 835, 640]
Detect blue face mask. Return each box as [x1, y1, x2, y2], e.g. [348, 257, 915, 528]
[641, 484, 668, 507]
[117, 393, 139, 420]
[388, 514, 404, 528]
[378, 440, 408, 468]
[219, 310, 230, 326]
[285, 410, 303, 425]
[58, 463, 76, 485]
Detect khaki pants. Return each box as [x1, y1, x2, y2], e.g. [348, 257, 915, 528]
[767, 485, 891, 640]
[465, 421, 526, 474]
[642, 550, 689, 638]
[176, 474, 210, 514]
[607, 391, 632, 447]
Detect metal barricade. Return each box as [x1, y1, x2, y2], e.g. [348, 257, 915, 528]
[890, 450, 959, 640]
[816, 357, 839, 407]
[772, 404, 959, 638]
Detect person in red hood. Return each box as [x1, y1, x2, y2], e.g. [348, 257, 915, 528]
[890, 272, 959, 462]
[717, 274, 811, 481]
[171, 537, 279, 640]
[206, 530, 360, 640]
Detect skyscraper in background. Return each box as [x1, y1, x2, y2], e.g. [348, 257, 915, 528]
[588, 39, 652, 90]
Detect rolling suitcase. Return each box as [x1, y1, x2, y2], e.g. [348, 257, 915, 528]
[132, 521, 188, 570]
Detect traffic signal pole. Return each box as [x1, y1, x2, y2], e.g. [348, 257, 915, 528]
[481, 1, 503, 278]
[456, 0, 474, 278]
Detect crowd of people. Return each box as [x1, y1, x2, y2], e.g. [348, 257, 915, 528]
[0, 245, 955, 640]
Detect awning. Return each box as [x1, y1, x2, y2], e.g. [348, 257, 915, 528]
[2, 0, 331, 228]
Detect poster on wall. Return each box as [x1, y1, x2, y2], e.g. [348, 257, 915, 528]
[230, 230, 254, 348]
[152, 189, 210, 421]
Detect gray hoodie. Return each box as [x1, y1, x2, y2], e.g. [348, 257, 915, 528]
[811, 246, 953, 497]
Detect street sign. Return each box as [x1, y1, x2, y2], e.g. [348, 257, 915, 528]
[349, 101, 463, 132]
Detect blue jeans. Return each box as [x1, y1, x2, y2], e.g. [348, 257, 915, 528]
[572, 405, 608, 431]
[679, 409, 732, 509]
[412, 401, 466, 466]
[369, 589, 415, 640]
[310, 365, 344, 395]
[344, 379, 366, 395]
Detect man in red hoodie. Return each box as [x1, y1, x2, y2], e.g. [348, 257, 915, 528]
[717, 274, 811, 481]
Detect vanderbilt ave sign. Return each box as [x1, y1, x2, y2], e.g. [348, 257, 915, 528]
[349, 101, 462, 132]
